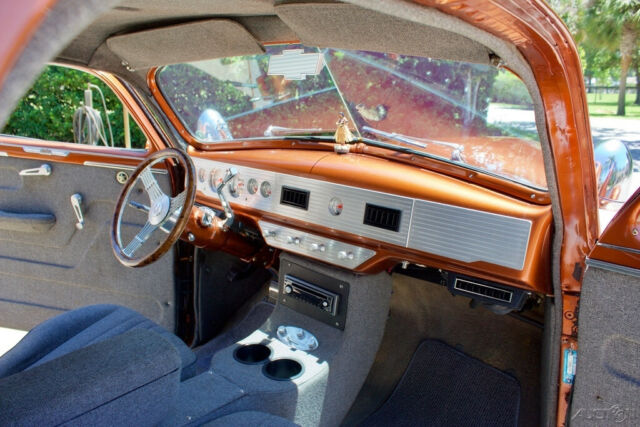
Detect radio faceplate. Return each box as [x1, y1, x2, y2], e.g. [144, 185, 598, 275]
[280, 260, 349, 330]
[284, 275, 339, 316]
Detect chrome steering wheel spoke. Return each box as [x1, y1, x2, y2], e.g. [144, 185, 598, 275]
[123, 221, 157, 257]
[140, 168, 165, 203]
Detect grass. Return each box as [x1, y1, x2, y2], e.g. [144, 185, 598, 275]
[586, 92, 640, 119]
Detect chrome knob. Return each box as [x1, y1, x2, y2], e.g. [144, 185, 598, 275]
[284, 285, 293, 294]
[310, 243, 325, 252]
[338, 251, 354, 260]
[287, 236, 300, 245]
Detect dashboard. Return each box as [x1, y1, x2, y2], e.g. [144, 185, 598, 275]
[189, 149, 553, 294]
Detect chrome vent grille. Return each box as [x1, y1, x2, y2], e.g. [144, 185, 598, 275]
[453, 278, 513, 303]
[280, 186, 309, 210]
[363, 203, 401, 232]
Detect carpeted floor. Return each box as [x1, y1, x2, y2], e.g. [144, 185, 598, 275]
[343, 273, 542, 427]
[363, 339, 521, 426]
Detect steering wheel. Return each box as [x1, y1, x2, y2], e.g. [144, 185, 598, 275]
[111, 148, 196, 267]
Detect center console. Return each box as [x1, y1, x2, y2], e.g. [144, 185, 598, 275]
[170, 253, 392, 426]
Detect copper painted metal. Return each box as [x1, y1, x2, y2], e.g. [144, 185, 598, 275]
[189, 148, 553, 294]
[0, 0, 56, 91]
[590, 186, 640, 267]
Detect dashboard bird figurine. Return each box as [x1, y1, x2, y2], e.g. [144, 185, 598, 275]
[334, 112, 355, 144]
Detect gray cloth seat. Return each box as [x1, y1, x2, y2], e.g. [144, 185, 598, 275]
[0, 304, 196, 380]
[204, 411, 299, 426]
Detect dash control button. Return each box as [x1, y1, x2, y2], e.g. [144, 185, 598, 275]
[338, 251, 354, 260]
[310, 243, 326, 252]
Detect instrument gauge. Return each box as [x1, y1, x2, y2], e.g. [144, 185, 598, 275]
[260, 181, 272, 198]
[198, 168, 206, 183]
[247, 178, 259, 195]
[229, 176, 245, 198]
[210, 169, 225, 191]
[329, 197, 343, 216]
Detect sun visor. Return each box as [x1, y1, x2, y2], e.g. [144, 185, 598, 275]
[106, 19, 264, 70]
[276, 3, 491, 65]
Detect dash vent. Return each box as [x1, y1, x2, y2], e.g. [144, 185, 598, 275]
[453, 278, 513, 303]
[280, 186, 309, 210]
[363, 203, 401, 232]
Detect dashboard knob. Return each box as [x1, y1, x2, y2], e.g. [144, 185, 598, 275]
[310, 243, 325, 252]
[284, 285, 293, 294]
[287, 236, 300, 245]
[264, 229, 276, 238]
[338, 251, 354, 260]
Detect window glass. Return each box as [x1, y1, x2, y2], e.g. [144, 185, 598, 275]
[156, 44, 546, 189]
[1, 65, 146, 149]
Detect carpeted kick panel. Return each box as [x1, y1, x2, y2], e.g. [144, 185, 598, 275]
[363, 339, 521, 426]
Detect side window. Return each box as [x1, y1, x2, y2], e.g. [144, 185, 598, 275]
[1, 65, 147, 149]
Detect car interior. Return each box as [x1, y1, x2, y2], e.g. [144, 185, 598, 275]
[0, 1, 589, 426]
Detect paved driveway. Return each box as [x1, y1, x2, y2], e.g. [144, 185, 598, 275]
[487, 105, 640, 162]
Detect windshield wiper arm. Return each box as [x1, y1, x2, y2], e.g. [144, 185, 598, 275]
[361, 126, 464, 162]
[264, 125, 329, 137]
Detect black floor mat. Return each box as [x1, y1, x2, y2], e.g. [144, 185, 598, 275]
[362, 340, 521, 427]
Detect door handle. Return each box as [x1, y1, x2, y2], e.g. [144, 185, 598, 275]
[70, 193, 84, 230]
[0, 210, 56, 233]
[19, 164, 51, 176]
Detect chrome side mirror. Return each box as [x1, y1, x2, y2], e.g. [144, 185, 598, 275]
[594, 139, 633, 207]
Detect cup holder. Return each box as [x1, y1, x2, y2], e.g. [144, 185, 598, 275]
[233, 344, 271, 365]
[263, 359, 303, 381]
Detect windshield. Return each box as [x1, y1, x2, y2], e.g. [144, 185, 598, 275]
[156, 44, 546, 189]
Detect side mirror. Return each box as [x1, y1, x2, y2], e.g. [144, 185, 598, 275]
[594, 139, 633, 207]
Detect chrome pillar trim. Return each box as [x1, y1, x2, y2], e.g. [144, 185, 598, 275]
[596, 242, 640, 256]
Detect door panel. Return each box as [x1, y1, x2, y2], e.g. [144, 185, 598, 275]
[570, 190, 640, 425]
[0, 153, 176, 331]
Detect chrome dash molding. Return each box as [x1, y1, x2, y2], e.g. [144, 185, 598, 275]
[586, 258, 640, 279]
[83, 161, 168, 174]
[23, 147, 69, 157]
[194, 158, 532, 270]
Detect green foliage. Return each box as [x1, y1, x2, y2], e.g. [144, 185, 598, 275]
[491, 71, 534, 107]
[156, 63, 252, 132]
[1, 65, 146, 148]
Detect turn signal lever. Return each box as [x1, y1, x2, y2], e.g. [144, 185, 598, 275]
[215, 167, 237, 230]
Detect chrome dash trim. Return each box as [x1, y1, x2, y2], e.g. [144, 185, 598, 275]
[83, 161, 168, 174]
[194, 158, 412, 246]
[194, 158, 532, 269]
[586, 258, 640, 278]
[408, 199, 531, 270]
[259, 220, 376, 269]
[596, 242, 640, 255]
[23, 147, 69, 157]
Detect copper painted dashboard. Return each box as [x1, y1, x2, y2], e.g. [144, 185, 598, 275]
[187, 148, 553, 295]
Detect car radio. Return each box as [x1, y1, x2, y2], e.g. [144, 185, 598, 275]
[283, 275, 339, 316]
[279, 261, 349, 330]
